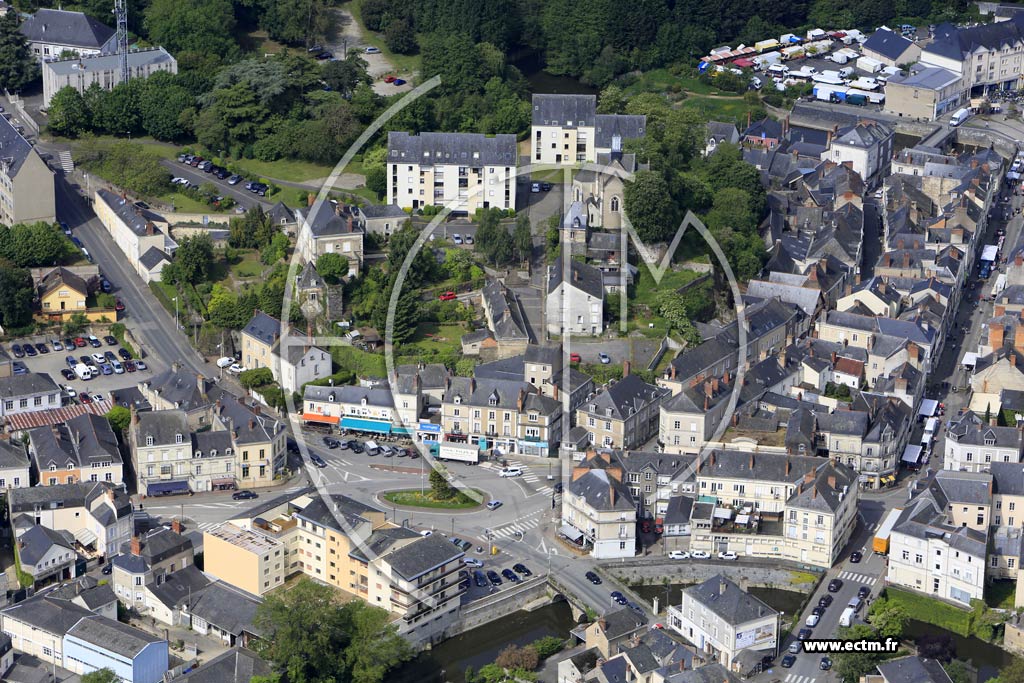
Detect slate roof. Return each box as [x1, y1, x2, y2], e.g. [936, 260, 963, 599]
[743, 117, 784, 141]
[295, 492, 381, 533]
[531, 93, 596, 127]
[1, 595, 95, 636]
[46, 47, 175, 76]
[863, 28, 916, 61]
[118, 527, 192, 568]
[18, 525, 74, 567]
[46, 576, 116, 611]
[548, 256, 604, 299]
[207, 386, 284, 445]
[179, 647, 272, 683]
[568, 467, 635, 511]
[242, 311, 281, 346]
[96, 189, 167, 236]
[686, 574, 777, 626]
[666, 337, 737, 381]
[482, 279, 528, 342]
[888, 65, 961, 90]
[927, 14, 1024, 61]
[947, 411, 1023, 449]
[992, 461, 1024, 495]
[594, 114, 646, 148]
[139, 247, 170, 270]
[388, 131, 516, 167]
[381, 533, 463, 581]
[744, 279, 820, 316]
[187, 581, 262, 637]
[707, 122, 739, 144]
[597, 606, 648, 638]
[877, 655, 953, 683]
[66, 616, 162, 657]
[28, 412, 122, 471]
[268, 201, 295, 225]
[581, 374, 669, 421]
[833, 121, 892, 149]
[142, 366, 213, 411]
[0, 372, 59, 397]
[135, 410, 189, 446]
[661, 663, 741, 683]
[664, 495, 694, 525]
[443, 376, 537, 410]
[19, 9, 115, 49]
[9, 481, 130, 516]
[0, 438, 29, 470]
[304, 383, 395, 408]
[39, 267, 87, 297]
[296, 261, 324, 290]
[349, 526, 421, 564]
[359, 203, 406, 219]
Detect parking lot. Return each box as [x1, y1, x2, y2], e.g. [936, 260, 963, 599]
[7, 333, 151, 407]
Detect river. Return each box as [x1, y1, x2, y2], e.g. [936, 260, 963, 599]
[904, 619, 1014, 683]
[512, 52, 597, 95]
[389, 601, 576, 683]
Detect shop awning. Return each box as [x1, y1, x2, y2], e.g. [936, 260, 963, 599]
[918, 399, 938, 417]
[340, 417, 392, 434]
[147, 480, 190, 496]
[560, 524, 584, 542]
[713, 508, 733, 520]
[902, 445, 923, 464]
[392, 426, 414, 436]
[73, 527, 97, 547]
[303, 412, 339, 424]
[211, 478, 235, 486]
[735, 514, 751, 525]
[881, 475, 897, 484]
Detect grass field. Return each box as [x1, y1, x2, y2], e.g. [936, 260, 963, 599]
[232, 157, 337, 184]
[332, 345, 387, 377]
[230, 251, 265, 280]
[159, 192, 219, 213]
[69, 135, 178, 160]
[622, 69, 734, 97]
[401, 323, 466, 356]
[382, 489, 484, 509]
[631, 267, 703, 310]
[883, 587, 972, 636]
[678, 95, 761, 126]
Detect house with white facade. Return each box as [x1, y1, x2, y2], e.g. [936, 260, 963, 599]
[19, 9, 116, 61]
[945, 411, 1024, 472]
[667, 574, 779, 671]
[531, 94, 646, 165]
[0, 438, 30, 489]
[8, 482, 133, 558]
[821, 121, 894, 183]
[546, 256, 604, 336]
[94, 189, 175, 282]
[0, 373, 61, 418]
[561, 450, 637, 559]
[241, 311, 332, 393]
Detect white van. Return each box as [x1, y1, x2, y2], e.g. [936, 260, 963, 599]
[767, 64, 789, 78]
[364, 440, 381, 456]
[839, 606, 856, 627]
[950, 108, 970, 127]
[923, 417, 939, 443]
[73, 363, 93, 381]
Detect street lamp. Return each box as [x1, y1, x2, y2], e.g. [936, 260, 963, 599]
[172, 296, 178, 331]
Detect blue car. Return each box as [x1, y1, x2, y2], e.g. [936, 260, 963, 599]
[99, 363, 113, 376]
[65, 355, 77, 368]
[72, 237, 83, 248]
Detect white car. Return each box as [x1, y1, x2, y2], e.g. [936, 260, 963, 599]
[216, 356, 236, 368]
[499, 467, 523, 478]
[463, 558, 484, 568]
[806, 614, 820, 627]
[364, 46, 381, 54]
[62, 385, 77, 398]
[91, 353, 107, 364]
[717, 551, 738, 561]
[668, 550, 689, 560]
[690, 551, 711, 559]
[171, 177, 189, 185]
[452, 233, 462, 244]
[228, 363, 245, 374]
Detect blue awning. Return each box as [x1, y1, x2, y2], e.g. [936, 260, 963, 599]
[340, 417, 392, 434]
[392, 426, 414, 436]
[147, 480, 190, 496]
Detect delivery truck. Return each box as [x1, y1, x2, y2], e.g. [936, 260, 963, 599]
[839, 606, 856, 627]
[813, 84, 847, 101]
[437, 441, 480, 464]
[873, 507, 903, 554]
[950, 107, 971, 127]
[753, 52, 782, 70]
[813, 72, 846, 85]
[74, 363, 93, 381]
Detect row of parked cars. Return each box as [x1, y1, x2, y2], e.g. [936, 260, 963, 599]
[466, 562, 533, 590]
[176, 154, 269, 196]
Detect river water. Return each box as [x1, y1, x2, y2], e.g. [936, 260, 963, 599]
[389, 601, 576, 683]
[904, 619, 1014, 683]
[512, 52, 598, 95]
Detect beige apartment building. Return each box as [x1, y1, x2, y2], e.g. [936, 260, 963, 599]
[386, 131, 516, 212]
[884, 66, 965, 121]
[577, 373, 669, 450]
[562, 450, 638, 559]
[441, 377, 561, 456]
[203, 523, 286, 596]
[0, 115, 55, 226]
[530, 94, 646, 165]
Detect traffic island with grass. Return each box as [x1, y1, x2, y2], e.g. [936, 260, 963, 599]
[381, 489, 486, 510]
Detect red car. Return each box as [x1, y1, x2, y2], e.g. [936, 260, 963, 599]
[79, 394, 93, 405]
[114, 299, 125, 312]
[74, 337, 87, 348]
[654, 519, 664, 534]
[438, 291, 457, 301]
[383, 75, 396, 83]
[641, 520, 652, 533]
[569, 353, 582, 363]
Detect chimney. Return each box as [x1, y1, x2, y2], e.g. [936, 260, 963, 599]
[705, 381, 713, 398]
[719, 577, 727, 595]
[704, 395, 710, 411]
[130, 405, 139, 425]
[145, 221, 154, 236]
[254, 404, 261, 415]
[831, 351, 837, 364]
[308, 193, 315, 207]
[197, 374, 205, 396]
[130, 536, 141, 556]
[828, 475, 837, 489]
[552, 384, 559, 401]
[991, 416, 999, 426]
[517, 389, 525, 413]
[172, 519, 182, 534]
[812, 486, 818, 499]
[1016, 252, 1023, 267]
[249, 418, 255, 430]
[670, 365, 677, 380]
[724, 370, 730, 384]
[712, 377, 719, 393]
[804, 471, 815, 484]
[983, 379, 989, 393]
[623, 360, 630, 377]
[902, 253, 910, 269]
[710, 453, 716, 468]
[749, 453, 754, 469]
[997, 305, 1007, 317]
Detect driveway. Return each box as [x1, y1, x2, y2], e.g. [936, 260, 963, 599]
[324, 8, 413, 94]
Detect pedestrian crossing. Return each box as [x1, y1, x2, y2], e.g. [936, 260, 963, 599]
[499, 460, 556, 495]
[784, 674, 817, 683]
[196, 521, 221, 532]
[489, 509, 546, 538]
[837, 570, 875, 584]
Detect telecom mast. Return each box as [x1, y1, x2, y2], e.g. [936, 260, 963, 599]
[113, 0, 129, 84]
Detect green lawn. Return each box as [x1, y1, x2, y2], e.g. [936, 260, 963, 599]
[68, 135, 178, 160]
[347, 1, 421, 74]
[159, 192, 220, 213]
[986, 580, 1017, 609]
[230, 251, 265, 279]
[232, 157, 337, 184]
[631, 267, 703, 310]
[678, 94, 760, 127]
[883, 588, 972, 636]
[622, 69, 734, 97]
[530, 168, 574, 182]
[381, 489, 484, 509]
[332, 345, 387, 377]
[404, 323, 466, 353]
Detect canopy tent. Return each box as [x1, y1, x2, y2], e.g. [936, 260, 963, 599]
[918, 399, 938, 418]
[340, 417, 392, 434]
[901, 445, 923, 465]
[559, 525, 584, 543]
[147, 480, 190, 496]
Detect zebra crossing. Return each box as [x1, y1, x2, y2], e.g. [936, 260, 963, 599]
[489, 510, 546, 538]
[783, 674, 818, 683]
[196, 521, 222, 532]
[499, 460, 554, 495]
[837, 570, 875, 584]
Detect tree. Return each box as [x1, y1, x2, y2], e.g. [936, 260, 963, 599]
[385, 19, 417, 55]
[208, 284, 249, 329]
[144, 0, 239, 60]
[105, 406, 131, 433]
[513, 213, 532, 263]
[833, 624, 892, 683]
[173, 233, 214, 284]
[255, 578, 351, 683]
[139, 73, 193, 141]
[995, 658, 1024, 683]
[321, 55, 371, 97]
[531, 636, 564, 659]
[429, 467, 455, 500]
[239, 367, 275, 389]
[0, 10, 38, 93]
[494, 644, 539, 671]
[81, 669, 119, 683]
[48, 87, 92, 137]
[0, 223, 75, 267]
[0, 261, 33, 329]
[624, 170, 677, 243]
[342, 600, 413, 683]
[867, 598, 909, 639]
[316, 253, 348, 283]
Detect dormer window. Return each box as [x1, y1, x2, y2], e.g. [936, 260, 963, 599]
[49, 464, 56, 472]
[454, 395, 462, 405]
[328, 393, 335, 402]
[195, 451, 203, 458]
[67, 464, 74, 470]
[146, 436, 154, 446]
[175, 433, 183, 444]
[226, 448, 233, 456]
[361, 398, 368, 406]
[985, 437, 995, 446]
[210, 449, 217, 457]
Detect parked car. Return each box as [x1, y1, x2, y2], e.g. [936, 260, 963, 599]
[74, 337, 87, 347]
[22, 344, 35, 357]
[80, 393, 93, 405]
[228, 175, 242, 185]
[789, 641, 801, 654]
[857, 586, 871, 600]
[99, 364, 113, 376]
[124, 360, 136, 372]
[316, 51, 333, 60]
[806, 614, 820, 627]
[365, 46, 381, 54]
[531, 182, 541, 193]
[717, 551, 738, 561]
[464, 558, 483, 568]
[828, 578, 843, 593]
[393, 78, 406, 85]
[819, 594, 833, 608]
[228, 364, 245, 374]
[610, 591, 628, 605]
[798, 628, 812, 641]
[322, 436, 340, 449]
[11, 361, 27, 375]
[62, 385, 77, 398]
[232, 490, 258, 500]
[690, 551, 711, 559]
[502, 568, 519, 583]
[541, 182, 552, 191]
[88, 335, 102, 347]
[104, 351, 117, 362]
[473, 570, 488, 587]
[91, 353, 107, 364]
[452, 233, 463, 244]
[668, 550, 689, 560]
[217, 356, 236, 368]
[781, 655, 797, 668]
[598, 352, 611, 364]
[33, 342, 47, 354]
[820, 657, 832, 671]
[464, 234, 473, 244]
[486, 570, 502, 586]
[585, 571, 601, 585]
[114, 299, 125, 312]
[384, 75, 396, 83]
[513, 563, 532, 576]
[60, 369, 75, 381]
[118, 348, 131, 361]
[850, 551, 863, 563]
[135, 360, 148, 370]
[438, 291, 457, 301]
[10, 343, 23, 358]
[51, 339, 64, 351]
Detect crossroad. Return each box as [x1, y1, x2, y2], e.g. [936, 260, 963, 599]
[480, 460, 556, 496]
[488, 509, 547, 538]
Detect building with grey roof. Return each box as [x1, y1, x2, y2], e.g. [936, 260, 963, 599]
[64, 616, 168, 683]
[17, 525, 76, 583]
[295, 201, 364, 276]
[668, 574, 779, 670]
[95, 189, 175, 282]
[481, 279, 530, 356]
[0, 372, 61, 418]
[945, 410, 1024, 472]
[43, 47, 177, 107]
[578, 373, 670, 450]
[531, 93, 646, 165]
[562, 450, 637, 558]
[386, 131, 516, 212]
[862, 28, 920, 65]
[19, 8, 116, 59]
[923, 14, 1024, 96]
[9, 481, 132, 557]
[0, 438, 30, 489]
[876, 655, 953, 683]
[28, 412, 123, 486]
[356, 202, 407, 238]
[177, 646, 271, 683]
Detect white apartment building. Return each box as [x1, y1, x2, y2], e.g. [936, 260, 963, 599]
[42, 48, 178, 107]
[667, 575, 779, 669]
[129, 411, 194, 498]
[0, 373, 62, 419]
[944, 411, 1024, 472]
[94, 189, 175, 282]
[921, 15, 1024, 96]
[530, 94, 646, 165]
[562, 453, 638, 559]
[822, 121, 894, 182]
[386, 132, 516, 212]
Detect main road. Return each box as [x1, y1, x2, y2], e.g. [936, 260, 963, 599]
[56, 175, 214, 378]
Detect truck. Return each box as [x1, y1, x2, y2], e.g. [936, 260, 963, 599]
[950, 107, 971, 127]
[857, 56, 883, 73]
[813, 84, 847, 101]
[846, 92, 868, 105]
[437, 441, 480, 464]
[981, 244, 999, 264]
[873, 507, 903, 554]
[839, 606, 856, 627]
[753, 52, 782, 70]
[755, 39, 780, 53]
[781, 45, 806, 60]
[73, 363, 93, 381]
[847, 88, 884, 104]
[789, 67, 816, 80]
